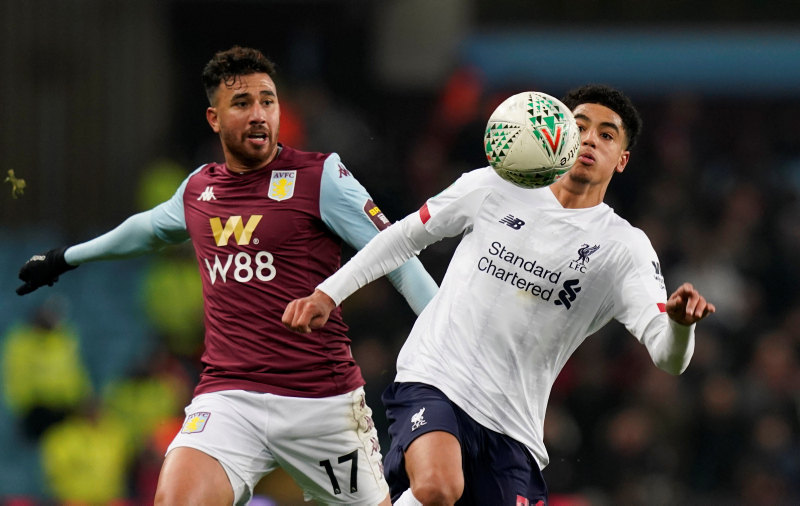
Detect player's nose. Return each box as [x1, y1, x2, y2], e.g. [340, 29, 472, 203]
[581, 128, 597, 147]
[249, 105, 267, 124]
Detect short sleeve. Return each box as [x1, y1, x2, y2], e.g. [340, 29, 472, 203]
[613, 231, 669, 340]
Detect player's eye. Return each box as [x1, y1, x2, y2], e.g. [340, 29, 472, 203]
[601, 132, 613, 140]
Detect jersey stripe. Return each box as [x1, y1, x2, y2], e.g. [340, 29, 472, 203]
[419, 203, 431, 224]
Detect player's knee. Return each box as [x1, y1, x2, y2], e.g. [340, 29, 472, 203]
[411, 472, 464, 505]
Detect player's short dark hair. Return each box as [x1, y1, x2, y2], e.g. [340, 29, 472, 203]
[561, 85, 642, 150]
[202, 46, 277, 104]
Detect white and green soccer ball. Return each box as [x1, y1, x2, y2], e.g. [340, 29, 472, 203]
[485, 91, 580, 189]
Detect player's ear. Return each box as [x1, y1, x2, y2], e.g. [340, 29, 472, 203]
[616, 151, 630, 174]
[207, 107, 220, 133]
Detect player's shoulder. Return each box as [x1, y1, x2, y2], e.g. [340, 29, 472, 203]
[460, 166, 554, 203]
[179, 163, 213, 189]
[281, 145, 332, 167]
[461, 166, 508, 189]
[442, 166, 507, 197]
[601, 212, 655, 254]
[431, 166, 560, 212]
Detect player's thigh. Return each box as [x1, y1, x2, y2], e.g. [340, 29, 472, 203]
[382, 382, 465, 502]
[405, 431, 464, 498]
[268, 387, 389, 505]
[164, 391, 278, 505]
[457, 410, 547, 506]
[155, 447, 233, 506]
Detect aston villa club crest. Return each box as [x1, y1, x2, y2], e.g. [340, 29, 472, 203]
[269, 170, 296, 201]
[181, 412, 211, 434]
[568, 243, 600, 273]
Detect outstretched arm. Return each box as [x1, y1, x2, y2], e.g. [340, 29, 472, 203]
[17, 167, 198, 295]
[317, 154, 438, 315]
[17, 211, 173, 295]
[287, 166, 491, 333]
[283, 213, 439, 333]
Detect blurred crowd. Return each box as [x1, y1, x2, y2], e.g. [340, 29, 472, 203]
[2, 67, 800, 505]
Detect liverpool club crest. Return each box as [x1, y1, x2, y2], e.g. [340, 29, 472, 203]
[568, 243, 600, 273]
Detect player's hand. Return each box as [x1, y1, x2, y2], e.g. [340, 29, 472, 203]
[666, 282, 715, 326]
[16, 246, 78, 296]
[282, 289, 337, 334]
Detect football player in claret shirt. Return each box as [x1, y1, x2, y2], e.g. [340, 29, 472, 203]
[16, 46, 437, 505]
[284, 85, 716, 506]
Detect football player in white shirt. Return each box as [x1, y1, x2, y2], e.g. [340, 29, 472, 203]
[283, 85, 715, 506]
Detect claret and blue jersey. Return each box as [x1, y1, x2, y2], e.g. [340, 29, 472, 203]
[147, 145, 437, 399]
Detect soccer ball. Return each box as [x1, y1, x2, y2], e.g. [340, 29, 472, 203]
[485, 91, 580, 189]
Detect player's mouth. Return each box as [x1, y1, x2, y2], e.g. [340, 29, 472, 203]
[577, 152, 595, 165]
[246, 132, 268, 146]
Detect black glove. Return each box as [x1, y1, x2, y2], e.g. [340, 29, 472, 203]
[16, 246, 78, 295]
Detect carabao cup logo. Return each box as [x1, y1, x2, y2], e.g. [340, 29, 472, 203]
[528, 93, 572, 162]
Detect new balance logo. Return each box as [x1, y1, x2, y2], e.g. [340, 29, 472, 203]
[209, 215, 262, 246]
[197, 187, 217, 201]
[500, 215, 525, 230]
[411, 407, 427, 431]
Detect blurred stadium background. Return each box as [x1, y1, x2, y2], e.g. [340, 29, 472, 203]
[1, 0, 800, 504]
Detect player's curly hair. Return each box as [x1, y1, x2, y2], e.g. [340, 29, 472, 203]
[561, 85, 642, 150]
[202, 46, 277, 104]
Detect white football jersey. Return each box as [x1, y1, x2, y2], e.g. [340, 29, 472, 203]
[394, 167, 668, 469]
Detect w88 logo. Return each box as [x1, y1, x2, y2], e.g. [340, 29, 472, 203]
[204, 252, 276, 284]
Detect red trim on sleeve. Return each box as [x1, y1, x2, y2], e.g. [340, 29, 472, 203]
[657, 303, 666, 313]
[419, 203, 431, 224]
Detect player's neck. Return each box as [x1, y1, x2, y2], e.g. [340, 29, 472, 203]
[549, 178, 608, 209]
[225, 146, 280, 174]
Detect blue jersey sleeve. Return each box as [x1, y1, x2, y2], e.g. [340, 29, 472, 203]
[150, 166, 204, 243]
[64, 167, 200, 265]
[319, 154, 438, 315]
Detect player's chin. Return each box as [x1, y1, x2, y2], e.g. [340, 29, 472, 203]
[567, 168, 592, 184]
[238, 146, 274, 166]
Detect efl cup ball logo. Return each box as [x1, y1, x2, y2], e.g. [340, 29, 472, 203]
[485, 91, 580, 189]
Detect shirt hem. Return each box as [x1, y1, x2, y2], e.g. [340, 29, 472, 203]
[394, 370, 549, 469]
[194, 376, 365, 399]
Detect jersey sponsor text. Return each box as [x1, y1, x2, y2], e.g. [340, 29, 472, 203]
[477, 241, 565, 301]
[204, 251, 276, 284]
[209, 215, 262, 246]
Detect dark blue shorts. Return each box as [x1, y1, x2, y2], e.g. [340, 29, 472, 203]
[382, 382, 548, 506]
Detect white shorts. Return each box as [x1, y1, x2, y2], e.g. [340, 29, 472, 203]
[166, 387, 389, 505]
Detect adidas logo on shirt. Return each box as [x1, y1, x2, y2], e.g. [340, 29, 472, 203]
[198, 186, 217, 201]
